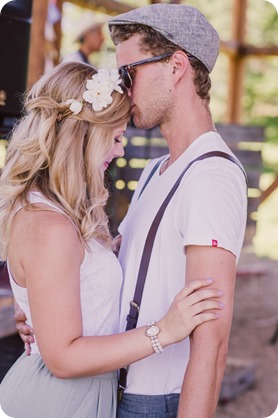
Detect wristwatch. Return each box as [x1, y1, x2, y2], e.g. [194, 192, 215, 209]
[145, 321, 164, 354]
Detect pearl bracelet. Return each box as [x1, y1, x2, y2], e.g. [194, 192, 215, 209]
[150, 335, 164, 354]
[145, 321, 164, 354]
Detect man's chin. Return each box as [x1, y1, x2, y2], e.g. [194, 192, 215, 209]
[131, 116, 155, 130]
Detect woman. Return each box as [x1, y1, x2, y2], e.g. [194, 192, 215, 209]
[0, 62, 223, 418]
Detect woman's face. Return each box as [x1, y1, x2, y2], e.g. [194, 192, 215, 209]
[102, 124, 126, 171]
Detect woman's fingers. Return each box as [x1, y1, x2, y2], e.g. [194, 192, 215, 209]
[176, 279, 223, 300]
[175, 293, 224, 326]
[176, 278, 216, 299]
[174, 289, 223, 314]
[159, 279, 225, 345]
[191, 299, 224, 316]
[187, 288, 223, 306]
[175, 279, 223, 307]
[191, 311, 221, 327]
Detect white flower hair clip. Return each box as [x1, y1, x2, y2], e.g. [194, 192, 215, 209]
[57, 69, 123, 121]
[65, 99, 83, 115]
[57, 99, 83, 121]
[83, 69, 123, 112]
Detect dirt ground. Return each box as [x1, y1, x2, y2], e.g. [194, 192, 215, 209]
[215, 248, 278, 418]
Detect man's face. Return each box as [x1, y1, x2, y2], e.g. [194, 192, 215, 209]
[115, 35, 172, 129]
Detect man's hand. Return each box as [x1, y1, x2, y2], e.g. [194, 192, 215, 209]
[14, 300, 34, 355]
[112, 234, 122, 256]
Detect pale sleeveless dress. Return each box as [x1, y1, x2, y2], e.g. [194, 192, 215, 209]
[0, 192, 123, 418]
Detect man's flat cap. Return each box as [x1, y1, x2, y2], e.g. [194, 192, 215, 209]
[109, 4, 220, 73]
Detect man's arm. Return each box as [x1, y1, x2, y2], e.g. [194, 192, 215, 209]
[112, 233, 122, 256]
[14, 300, 34, 355]
[178, 245, 236, 418]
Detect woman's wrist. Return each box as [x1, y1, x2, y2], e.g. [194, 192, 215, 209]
[145, 321, 164, 354]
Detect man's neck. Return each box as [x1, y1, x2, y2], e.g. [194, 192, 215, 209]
[79, 44, 95, 59]
[160, 99, 215, 167]
[78, 49, 90, 64]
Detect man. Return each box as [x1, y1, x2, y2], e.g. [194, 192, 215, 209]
[15, 4, 247, 418]
[108, 4, 247, 417]
[61, 11, 106, 65]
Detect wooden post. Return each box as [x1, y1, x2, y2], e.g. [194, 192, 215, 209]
[27, 0, 49, 87]
[227, 0, 248, 123]
[52, 0, 64, 66]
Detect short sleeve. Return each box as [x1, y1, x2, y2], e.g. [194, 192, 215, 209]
[175, 158, 247, 257]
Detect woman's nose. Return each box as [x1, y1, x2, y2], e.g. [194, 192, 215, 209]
[115, 143, 125, 158]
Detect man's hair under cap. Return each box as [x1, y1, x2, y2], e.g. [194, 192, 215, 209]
[109, 4, 220, 73]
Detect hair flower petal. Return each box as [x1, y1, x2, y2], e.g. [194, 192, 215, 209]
[65, 99, 83, 115]
[82, 69, 123, 112]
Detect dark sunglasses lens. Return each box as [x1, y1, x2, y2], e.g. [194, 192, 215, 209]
[119, 68, 131, 89]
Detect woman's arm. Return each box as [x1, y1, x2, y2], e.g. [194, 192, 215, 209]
[11, 210, 223, 379]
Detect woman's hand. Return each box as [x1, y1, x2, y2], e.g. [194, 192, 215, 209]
[158, 278, 223, 346]
[14, 300, 34, 355]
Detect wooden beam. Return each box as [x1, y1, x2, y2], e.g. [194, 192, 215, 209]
[67, 0, 133, 15]
[27, 0, 49, 87]
[221, 41, 278, 57]
[260, 175, 278, 204]
[227, 0, 248, 124]
[242, 45, 278, 56]
[151, 0, 182, 3]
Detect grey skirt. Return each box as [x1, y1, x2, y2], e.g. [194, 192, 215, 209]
[0, 352, 118, 418]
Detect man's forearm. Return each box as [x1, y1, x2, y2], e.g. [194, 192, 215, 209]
[178, 333, 228, 418]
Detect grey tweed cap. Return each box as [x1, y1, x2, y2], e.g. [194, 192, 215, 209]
[109, 4, 220, 73]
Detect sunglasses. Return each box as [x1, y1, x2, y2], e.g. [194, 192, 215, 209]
[118, 53, 173, 89]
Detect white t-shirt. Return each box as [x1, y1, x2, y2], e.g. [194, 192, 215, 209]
[118, 131, 247, 395]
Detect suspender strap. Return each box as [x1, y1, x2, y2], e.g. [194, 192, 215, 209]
[138, 157, 165, 199]
[118, 151, 247, 394]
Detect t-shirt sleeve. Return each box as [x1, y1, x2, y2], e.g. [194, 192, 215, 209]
[175, 159, 247, 257]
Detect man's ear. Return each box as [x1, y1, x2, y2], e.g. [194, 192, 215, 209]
[171, 51, 190, 78]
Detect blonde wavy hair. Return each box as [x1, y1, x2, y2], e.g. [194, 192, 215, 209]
[0, 62, 130, 259]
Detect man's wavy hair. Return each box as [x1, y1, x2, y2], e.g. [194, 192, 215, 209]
[110, 24, 211, 103]
[0, 62, 130, 259]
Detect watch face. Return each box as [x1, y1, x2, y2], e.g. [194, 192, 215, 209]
[146, 325, 160, 337]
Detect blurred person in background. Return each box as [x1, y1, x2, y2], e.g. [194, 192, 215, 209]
[61, 11, 106, 66]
